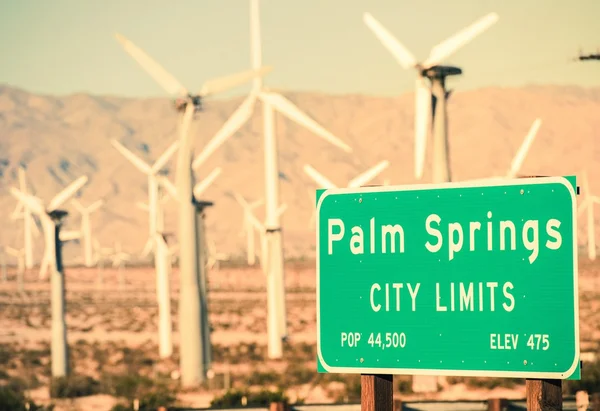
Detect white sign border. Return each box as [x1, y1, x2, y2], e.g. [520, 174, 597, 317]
[315, 176, 580, 379]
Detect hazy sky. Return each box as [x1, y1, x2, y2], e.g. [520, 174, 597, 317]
[1, 0, 598, 99]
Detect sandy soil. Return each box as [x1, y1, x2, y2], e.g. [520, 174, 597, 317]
[0, 259, 598, 411]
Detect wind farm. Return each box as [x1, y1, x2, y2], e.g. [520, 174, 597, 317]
[0, 1, 599, 410]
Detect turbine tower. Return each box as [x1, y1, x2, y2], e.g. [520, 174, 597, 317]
[226, 0, 353, 360]
[363, 12, 499, 183]
[114, 32, 272, 387]
[9, 175, 89, 377]
[71, 198, 104, 267]
[579, 171, 599, 261]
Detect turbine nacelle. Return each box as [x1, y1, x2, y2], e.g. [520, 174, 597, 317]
[421, 65, 463, 80]
[174, 94, 204, 114]
[363, 11, 498, 180]
[48, 210, 69, 223]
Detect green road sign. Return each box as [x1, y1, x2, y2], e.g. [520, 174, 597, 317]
[316, 176, 579, 379]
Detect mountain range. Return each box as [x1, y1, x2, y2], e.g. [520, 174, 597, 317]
[1, 83, 598, 265]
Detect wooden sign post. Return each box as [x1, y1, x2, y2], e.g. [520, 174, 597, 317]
[361, 374, 393, 411]
[526, 379, 562, 411]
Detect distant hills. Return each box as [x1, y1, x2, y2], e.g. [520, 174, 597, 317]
[1, 83, 599, 265]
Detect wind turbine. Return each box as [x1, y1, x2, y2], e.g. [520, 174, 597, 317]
[93, 238, 114, 281]
[10, 166, 39, 269]
[466, 118, 543, 182]
[206, 239, 230, 271]
[220, 0, 353, 360]
[579, 171, 600, 261]
[303, 160, 390, 190]
[136, 192, 171, 253]
[9, 175, 88, 378]
[232, 193, 287, 276]
[133, 189, 176, 358]
[363, 11, 499, 183]
[303, 160, 390, 228]
[110, 138, 179, 257]
[70, 198, 104, 267]
[154, 233, 174, 358]
[235, 196, 264, 265]
[110, 242, 131, 289]
[114, 32, 272, 387]
[9, 176, 88, 281]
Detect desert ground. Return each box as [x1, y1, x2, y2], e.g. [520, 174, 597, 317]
[0, 256, 599, 411]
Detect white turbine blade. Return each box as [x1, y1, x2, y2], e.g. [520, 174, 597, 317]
[414, 75, 431, 180]
[246, 209, 265, 233]
[363, 12, 418, 70]
[199, 66, 273, 97]
[303, 164, 337, 189]
[232, 192, 265, 232]
[160, 192, 171, 204]
[48, 176, 88, 211]
[593, 196, 600, 205]
[506, 118, 542, 179]
[10, 211, 24, 220]
[277, 203, 288, 217]
[136, 202, 150, 212]
[233, 192, 252, 210]
[581, 171, 591, 203]
[10, 201, 23, 219]
[423, 12, 499, 68]
[250, 198, 264, 209]
[60, 230, 81, 242]
[110, 139, 153, 175]
[31, 216, 41, 238]
[155, 233, 168, 249]
[87, 199, 104, 214]
[151, 140, 180, 174]
[140, 238, 153, 258]
[348, 160, 390, 188]
[157, 176, 178, 199]
[260, 91, 352, 153]
[193, 167, 222, 199]
[114, 33, 188, 97]
[70, 198, 85, 213]
[192, 93, 257, 170]
[249, 0, 263, 92]
[6, 247, 20, 257]
[9, 187, 45, 216]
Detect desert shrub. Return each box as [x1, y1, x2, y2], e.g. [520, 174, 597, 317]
[102, 373, 177, 410]
[49, 375, 101, 398]
[110, 388, 177, 411]
[397, 377, 413, 394]
[6, 376, 34, 393]
[210, 389, 288, 408]
[0, 344, 12, 365]
[0, 385, 54, 411]
[283, 363, 314, 387]
[247, 370, 280, 386]
[120, 347, 154, 370]
[100, 373, 155, 399]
